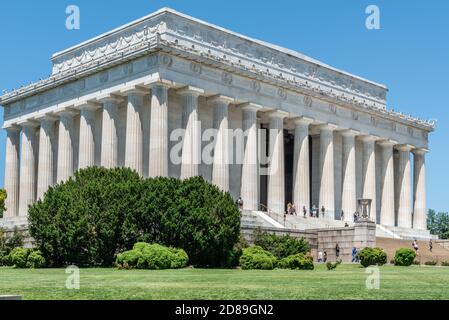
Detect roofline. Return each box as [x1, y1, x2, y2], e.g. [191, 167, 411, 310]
[51, 7, 388, 91]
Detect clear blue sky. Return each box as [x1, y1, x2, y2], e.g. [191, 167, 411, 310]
[0, 0, 448, 212]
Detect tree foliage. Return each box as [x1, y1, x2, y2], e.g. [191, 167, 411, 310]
[0, 189, 6, 218]
[427, 209, 449, 239]
[28, 167, 241, 267]
[253, 228, 310, 259]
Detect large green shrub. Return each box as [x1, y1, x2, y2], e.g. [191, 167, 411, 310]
[359, 247, 387, 267]
[278, 253, 314, 270]
[239, 246, 277, 270]
[26, 250, 46, 268]
[253, 228, 310, 259]
[28, 167, 240, 267]
[116, 243, 188, 269]
[394, 248, 416, 266]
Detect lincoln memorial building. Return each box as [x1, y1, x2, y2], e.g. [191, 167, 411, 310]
[0, 8, 435, 239]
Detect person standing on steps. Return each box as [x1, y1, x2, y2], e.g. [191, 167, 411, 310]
[321, 205, 325, 218]
[340, 210, 344, 221]
[429, 239, 433, 252]
[323, 251, 327, 263]
[303, 206, 307, 218]
[236, 196, 243, 209]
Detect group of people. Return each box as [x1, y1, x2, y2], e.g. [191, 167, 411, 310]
[284, 203, 327, 219]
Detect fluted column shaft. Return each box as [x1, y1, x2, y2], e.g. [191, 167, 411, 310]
[413, 149, 427, 230]
[37, 118, 56, 199]
[361, 136, 378, 219]
[179, 87, 203, 179]
[57, 112, 75, 182]
[100, 98, 120, 168]
[4, 127, 20, 217]
[211, 96, 232, 191]
[78, 104, 98, 169]
[319, 125, 336, 218]
[19, 124, 38, 217]
[149, 83, 169, 177]
[341, 130, 358, 222]
[379, 141, 395, 226]
[125, 91, 145, 175]
[267, 112, 286, 214]
[293, 118, 313, 213]
[397, 145, 412, 228]
[240, 104, 260, 210]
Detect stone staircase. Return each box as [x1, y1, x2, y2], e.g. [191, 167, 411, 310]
[376, 237, 449, 264]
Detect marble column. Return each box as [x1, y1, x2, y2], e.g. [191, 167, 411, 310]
[18, 122, 38, 217]
[293, 117, 313, 213]
[360, 135, 378, 220]
[98, 95, 121, 168]
[149, 82, 170, 177]
[210, 95, 233, 192]
[341, 130, 359, 222]
[123, 89, 145, 176]
[319, 124, 337, 219]
[57, 110, 76, 182]
[379, 140, 396, 227]
[179, 87, 204, 180]
[77, 102, 100, 169]
[240, 103, 261, 211]
[413, 148, 427, 230]
[267, 111, 287, 214]
[36, 116, 56, 199]
[396, 144, 413, 229]
[3, 126, 20, 217]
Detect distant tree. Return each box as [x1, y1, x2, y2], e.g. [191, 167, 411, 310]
[0, 189, 6, 218]
[427, 209, 449, 239]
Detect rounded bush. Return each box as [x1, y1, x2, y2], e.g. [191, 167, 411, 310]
[359, 247, 387, 268]
[26, 250, 46, 268]
[394, 248, 416, 266]
[8, 248, 30, 268]
[28, 167, 240, 267]
[278, 253, 314, 270]
[116, 243, 188, 270]
[239, 246, 277, 270]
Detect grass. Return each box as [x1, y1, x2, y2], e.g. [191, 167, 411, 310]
[1, 264, 449, 300]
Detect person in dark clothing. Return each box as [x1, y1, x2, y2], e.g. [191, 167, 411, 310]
[429, 240, 433, 252]
[236, 197, 243, 209]
[323, 251, 327, 263]
[302, 206, 307, 218]
[321, 205, 325, 218]
[335, 243, 341, 259]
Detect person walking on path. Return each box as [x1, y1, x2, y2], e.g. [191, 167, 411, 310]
[429, 240, 433, 253]
[318, 251, 323, 263]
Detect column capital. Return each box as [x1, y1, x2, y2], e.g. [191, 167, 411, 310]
[176, 86, 204, 97]
[395, 144, 414, 152]
[119, 85, 147, 96]
[54, 108, 79, 119]
[17, 119, 40, 128]
[340, 129, 360, 138]
[359, 134, 381, 142]
[207, 94, 235, 105]
[74, 101, 101, 112]
[319, 123, 339, 132]
[239, 102, 263, 112]
[412, 147, 429, 155]
[96, 93, 125, 104]
[266, 109, 289, 119]
[145, 78, 174, 89]
[293, 116, 314, 126]
[378, 139, 398, 147]
[3, 123, 21, 131]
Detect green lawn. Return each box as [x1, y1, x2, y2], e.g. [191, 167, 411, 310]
[1, 264, 448, 300]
